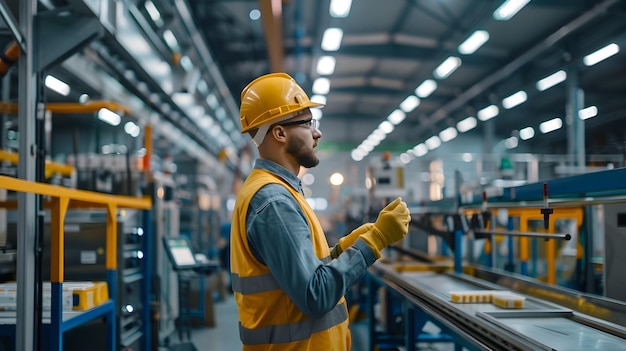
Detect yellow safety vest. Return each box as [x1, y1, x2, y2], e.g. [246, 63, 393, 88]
[231, 169, 351, 351]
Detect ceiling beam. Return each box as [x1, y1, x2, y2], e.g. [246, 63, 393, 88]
[259, 0, 284, 72]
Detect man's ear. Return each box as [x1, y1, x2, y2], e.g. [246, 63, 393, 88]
[272, 126, 286, 140]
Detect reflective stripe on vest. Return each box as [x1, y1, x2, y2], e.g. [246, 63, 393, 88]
[238, 301, 348, 345]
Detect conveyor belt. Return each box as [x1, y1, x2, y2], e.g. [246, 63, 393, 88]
[371, 262, 626, 351]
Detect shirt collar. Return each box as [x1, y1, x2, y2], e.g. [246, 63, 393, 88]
[253, 159, 303, 193]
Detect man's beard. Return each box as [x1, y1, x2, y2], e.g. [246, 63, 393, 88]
[286, 134, 319, 168]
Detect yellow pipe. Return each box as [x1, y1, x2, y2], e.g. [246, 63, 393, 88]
[259, 0, 284, 72]
[0, 175, 151, 209]
[50, 196, 69, 283]
[0, 150, 75, 177]
[0, 100, 131, 115]
[106, 203, 117, 270]
[519, 213, 529, 262]
[143, 124, 152, 172]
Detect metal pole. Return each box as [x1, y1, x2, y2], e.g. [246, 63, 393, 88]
[16, 0, 38, 350]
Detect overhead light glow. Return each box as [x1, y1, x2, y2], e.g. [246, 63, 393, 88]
[456, 116, 477, 132]
[98, 108, 121, 126]
[329, 0, 352, 18]
[477, 104, 499, 121]
[316, 56, 336, 75]
[425, 135, 441, 150]
[312, 78, 331, 94]
[144, 1, 163, 27]
[311, 95, 327, 105]
[539, 117, 563, 134]
[45, 75, 70, 96]
[413, 143, 428, 157]
[351, 149, 365, 161]
[505, 136, 518, 149]
[583, 43, 619, 66]
[434, 56, 462, 79]
[329, 172, 345, 186]
[249, 9, 261, 20]
[578, 105, 598, 120]
[321, 28, 343, 51]
[439, 127, 458, 142]
[311, 108, 323, 120]
[399, 95, 420, 113]
[458, 30, 490, 55]
[378, 121, 394, 134]
[415, 79, 437, 98]
[519, 126, 535, 140]
[387, 109, 406, 125]
[124, 121, 141, 137]
[536, 70, 567, 91]
[493, 0, 530, 21]
[163, 29, 180, 52]
[502, 90, 527, 109]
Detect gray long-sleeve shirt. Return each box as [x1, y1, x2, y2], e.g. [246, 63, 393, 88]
[245, 159, 377, 318]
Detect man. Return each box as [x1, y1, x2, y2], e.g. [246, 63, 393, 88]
[230, 72, 411, 350]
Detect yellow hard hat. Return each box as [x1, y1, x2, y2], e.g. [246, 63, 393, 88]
[239, 73, 323, 134]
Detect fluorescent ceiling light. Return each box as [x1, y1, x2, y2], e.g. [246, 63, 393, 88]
[351, 149, 365, 161]
[413, 143, 428, 157]
[477, 104, 499, 121]
[425, 135, 441, 150]
[539, 117, 563, 134]
[583, 43, 619, 66]
[415, 79, 437, 98]
[163, 29, 180, 52]
[456, 116, 477, 132]
[368, 133, 385, 142]
[311, 108, 323, 120]
[329, 0, 352, 18]
[399, 153, 411, 164]
[249, 9, 261, 21]
[321, 28, 343, 51]
[505, 136, 518, 149]
[493, 0, 530, 21]
[434, 56, 462, 79]
[98, 108, 121, 126]
[399, 95, 420, 113]
[502, 90, 527, 109]
[387, 109, 406, 125]
[536, 70, 566, 91]
[519, 126, 535, 140]
[179, 56, 193, 72]
[144, 0, 163, 27]
[578, 105, 598, 120]
[311, 95, 327, 105]
[378, 120, 394, 134]
[173, 92, 195, 107]
[316, 56, 336, 75]
[45, 75, 70, 96]
[458, 30, 490, 55]
[124, 121, 141, 137]
[206, 94, 219, 109]
[312, 78, 331, 94]
[439, 127, 458, 142]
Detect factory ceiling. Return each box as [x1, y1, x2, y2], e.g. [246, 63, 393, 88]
[188, 0, 626, 159]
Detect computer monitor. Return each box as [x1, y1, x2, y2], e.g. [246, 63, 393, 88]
[162, 236, 199, 271]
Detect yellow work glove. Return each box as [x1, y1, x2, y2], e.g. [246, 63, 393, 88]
[360, 197, 411, 258]
[330, 223, 374, 258]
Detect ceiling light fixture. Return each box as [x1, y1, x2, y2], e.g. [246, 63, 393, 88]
[399, 95, 420, 112]
[519, 126, 535, 140]
[415, 79, 437, 98]
[434, 56, 462, 79]
[425, 135, 441, 150]
[413, 143, 428, 157]
[387, 109, 406, 125]
[539, 117, 563, 134]
[439, 127, 458, 142]
[458, 30, 490, 55]
[583, 43, 619, 66]
[316, 56, 336, 75]
[477, 105, 499, 121]
[578, 106, 598, 120]
[536, 70, 567, 91]
[456, 116, 477, 132]
[98, 108, 121, 126]
[329, 0, 352, 18]
[502, 90, 527, 109]
[312, 78, 331, 94]
[45, 75, 70, 96]
[321, 28, 343, 51]
[163, 29, 180, 52]
[144, 0, 163, 27]
[493, 0, 530, 21]
[378, 120, 394, 134]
